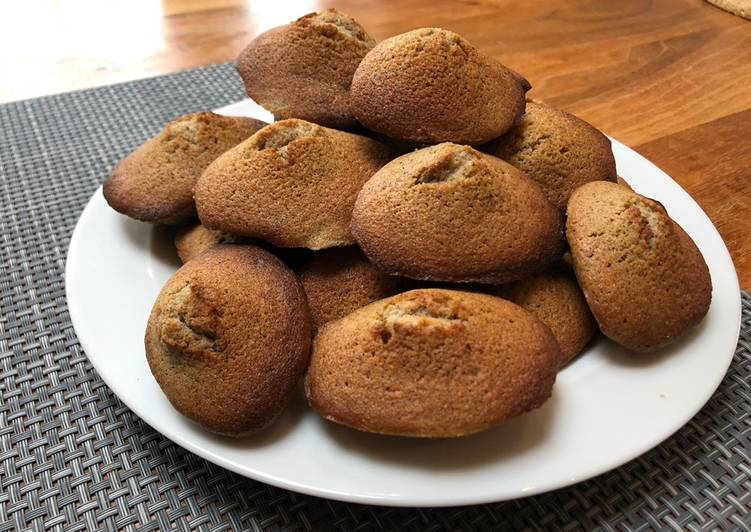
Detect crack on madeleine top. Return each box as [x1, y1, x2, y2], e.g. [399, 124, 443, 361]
[623, 196, 670, 250]
[377, 296, 466, 344]
[160, 115, 209, 154]
[415, 147, 480, 184]
[410, 28, 469, 57]
[514, 129, 551, 157]
[163, 112, 226, 143]
[160, 283, 225, 359]
[250, 121, 324, 160]
[441, 31, 470, 57]
[166, 119, 201, 142]
[307, 9, 375, 46]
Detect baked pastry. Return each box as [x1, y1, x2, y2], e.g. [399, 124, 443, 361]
[174, 223, 314, 269]
[493, 267, 597, 365]
[195, 119, 393, 250]
[103, 112, 266, 225]
[351, 143, 563, 283]
[298, 246, 403, 333]
[175, 223, 244, 263]
[236, 9, 375, 129]
[487, 101, 616, 211]
[350, 28, 528, 144]
[306, 288, 561, 437]
[566, 181, 712, 352]
[145, 244, 311, 436]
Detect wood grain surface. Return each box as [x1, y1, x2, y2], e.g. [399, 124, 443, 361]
[3, 0, 749, 287]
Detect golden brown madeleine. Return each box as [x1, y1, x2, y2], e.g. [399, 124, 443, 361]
[145, 245, 311, 436]
[350, 28, 528, 144]
[566, 181, 712, 352]
[298, 246, 403, 333]
[306, 289, 561, 438]
[195, 119, 393, 250]
[174, 223, 314, 268]
[236, 9, 375, 129]
[351, 143, 564, 283]
[103, 112, 266, 225]
[174, 223, 244, 263]
[487, 102, 616, 211]
[493, 267, 597, 366]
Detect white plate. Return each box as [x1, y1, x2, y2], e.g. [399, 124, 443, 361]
[65, 99, 742, 507]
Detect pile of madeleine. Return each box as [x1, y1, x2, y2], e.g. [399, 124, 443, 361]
[103, 9, 711, 438]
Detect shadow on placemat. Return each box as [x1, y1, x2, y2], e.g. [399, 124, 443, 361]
[0, 63, 749, 531]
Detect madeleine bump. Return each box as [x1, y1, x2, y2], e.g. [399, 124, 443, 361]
[306, 289, 561, 438]
[103, 112, 266, 225]
[351, 28, 528, 144]
[566, 181, 711, 352]
[236, 9, 375, 129]
[488, 101, 616, 211]
[351, 143, 563, 283]
[195, 119, 393, 250]
[145, 244, 312, 436]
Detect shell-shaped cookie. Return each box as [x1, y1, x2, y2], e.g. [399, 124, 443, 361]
[487, 101, 616, 211]
[103, 112, 266, 224]
[236, 9, 375, 129]
[566, 181, 711, 352]
[195, 119, 393, 250]
[145, 245, 311, 436]
[350, 28, 528, 144]
[306, 289, 561, 437]
[351, 143, 563, 283]
[298, 246, 403, 333]
[493, 266, 597, 365]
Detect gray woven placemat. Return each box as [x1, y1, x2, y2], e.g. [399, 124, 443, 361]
[0, 63, 749, 532]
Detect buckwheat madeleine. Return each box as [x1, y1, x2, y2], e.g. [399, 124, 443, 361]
[298, 246, 403, 333]
[350, 28, 528, 144]
[236, 9, 375, 129]
[493, 266, 597, 365]
[103, 112, 266, 224]
[487, 101, 617, 211]
[351, 143, 563, 283]
[195, 119, 392, 250]
[306, 289, 561, 437]
[174, 223, 313, 267]
[145, 245, 311, 436]
[174, 223, 245, 263]
[566, 181, 711, 352]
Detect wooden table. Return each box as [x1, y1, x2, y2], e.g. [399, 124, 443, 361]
[3, 0, 749, 287]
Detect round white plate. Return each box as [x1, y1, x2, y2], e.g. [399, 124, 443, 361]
[66, 99, 742, 507]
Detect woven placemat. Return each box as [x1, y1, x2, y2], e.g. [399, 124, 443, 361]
[0, 63, 750, 531]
